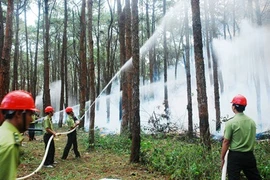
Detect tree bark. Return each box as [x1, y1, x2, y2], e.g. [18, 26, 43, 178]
[184, 0, 193, 138]
[59, 0, 68, 128]
[32, 0, 41, 100]
[123, 0, 132, 135]
[163, 0, 169, 113]
[0, 1, 3, 60]
[209, 0, 221, 131]
[0, 0, 14, 100]
[71, 10, 78, 103]
[130, 0, 140, 163]
[43, 0, 52, 109]
[204, 0, 212, 85]
[24, 2, 30, 92]
[191, 0, 211, 149]
[13, 2, 20, 90]
[87, 0, 95, 150]
[117, 0, 128, 134]
[104, 0, 114, 123]
[96, 0, 101, 111]
[79, 0, 87, 129]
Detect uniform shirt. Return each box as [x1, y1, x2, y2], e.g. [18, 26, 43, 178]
[43, 115, 54, 134]
[0, 121, 23, 180]
[224, 113, 256, 152]
[66, 115, 75, 129]
[30, 114, 37, 124]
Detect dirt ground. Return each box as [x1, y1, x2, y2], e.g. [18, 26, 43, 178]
[17, 132, 170, 180]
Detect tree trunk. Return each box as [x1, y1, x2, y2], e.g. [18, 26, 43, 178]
[0, 0, 14, 100]
[43, 0, 52, 109]
[0, 1, 3, 60]
[223, 3, 227, 40]
[209, 0, 221, 131]
[105, 0, 114, 124]
[184, 0, 193, 138]
[87, 0, 95, 150]
[151, 0, 157, 82]
[59, 0, 68, 128]
[146, 0, 153, 83]
[254, 75, 262, 129]
[122, 0, 132, 136]
[127, 0, 133, 135]
[72, 10, 78, 103]
[32, 0, 41, 100]
[79, 0, 87, 129]
[96, 0, 101, 111]
[130, 0, 140, 163]
[64, 8, 69, 108]
[117, 0, 128, 134]
[255, 0, 262, 26]
[163, 0, 169, 113]
[204, 0, 212, 85]
[13, 2, 19, 90]
[145, 0, 155, 99]
[24, 3, 30, 92]
[191, 0, 211, 149]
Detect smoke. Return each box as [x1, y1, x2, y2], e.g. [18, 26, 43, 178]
[34, 5, 270, 135]
[213, 20, 270, 132]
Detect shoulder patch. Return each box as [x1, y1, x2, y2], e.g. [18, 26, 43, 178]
[13, 132, 22, 146]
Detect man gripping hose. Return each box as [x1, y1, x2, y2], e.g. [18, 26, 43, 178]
[221, 94, 261, 180]
[0, 90, 39, 180]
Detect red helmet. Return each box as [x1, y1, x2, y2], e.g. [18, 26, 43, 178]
[45, 106, 54, 113]
[231, 94, 247, 106]
[0, 90, 39, 111]
[65, 107, 73, 113]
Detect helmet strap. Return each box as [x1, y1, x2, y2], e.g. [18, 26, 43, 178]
[22, 110, 27, 132]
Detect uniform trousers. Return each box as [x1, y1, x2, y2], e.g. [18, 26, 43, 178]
[43, 133, 55, 165]
[62, 130, 80, 159]
[227, 150, 261, 180]
[29, 123, 35, 140]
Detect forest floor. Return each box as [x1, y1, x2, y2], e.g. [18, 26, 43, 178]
[17, 131, 170, 180]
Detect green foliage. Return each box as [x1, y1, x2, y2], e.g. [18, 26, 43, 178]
[84, 132, 270, 180]
[140, 136, 221, 179]
[255, 141, 270, 179]
[81, 128, 131, 154]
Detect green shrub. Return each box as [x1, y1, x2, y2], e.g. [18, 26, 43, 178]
[81, 132, 270, 180]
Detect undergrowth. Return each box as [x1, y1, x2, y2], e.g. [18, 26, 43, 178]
[19, 128, 270, 180]
[85, 131, 270, 180]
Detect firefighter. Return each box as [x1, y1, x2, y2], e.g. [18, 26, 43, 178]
[0, 90, 39, 180]
[61, 107, 81, 159]
[28, 112, 39, 141]
[221, 94, 261, 180]
[43, 106, 59, 168]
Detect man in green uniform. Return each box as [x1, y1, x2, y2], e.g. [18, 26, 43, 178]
[0, 90, 39, 180]
[221, 94, 261, 180]
[61, 107, 80, 159]
[28, 113, 38, 141]
[43, 106, 58, 168]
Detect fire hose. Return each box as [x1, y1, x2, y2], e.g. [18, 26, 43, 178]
[221, 150, 228, 180]
[16, 125, 79, 180]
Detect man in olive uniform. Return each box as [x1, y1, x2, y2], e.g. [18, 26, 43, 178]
[28, 113, 38, 141]
[61, 107, 80, 159]
[221, 94, 261, 180]
[43, 106, 58, 168]
[0, 90, 39, 180]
